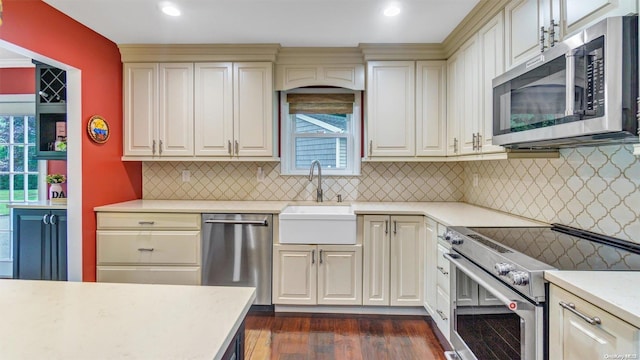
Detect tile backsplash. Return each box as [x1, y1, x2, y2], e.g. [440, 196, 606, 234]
[142, 145, 639, 243]
[143, 161, 465, 202]
[464, 145, 640, 243]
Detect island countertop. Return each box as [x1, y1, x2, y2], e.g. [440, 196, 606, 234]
[0, 280, 255, 360]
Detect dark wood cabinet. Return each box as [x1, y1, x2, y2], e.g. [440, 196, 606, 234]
[34, 61, 67, 160]
[221, 321, 245, 360]
[12, 209, 67, 280]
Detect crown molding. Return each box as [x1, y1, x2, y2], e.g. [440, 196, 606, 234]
[442, 0, 511, 57]
[358, 43, 446, 61]
[118, 44, 281, 62]
[276, 47, 364, 64]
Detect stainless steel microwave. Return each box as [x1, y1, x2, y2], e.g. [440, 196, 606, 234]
[492, 16, 638, 149]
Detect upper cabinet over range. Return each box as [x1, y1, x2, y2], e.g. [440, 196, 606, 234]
[505, 0, 636, 69]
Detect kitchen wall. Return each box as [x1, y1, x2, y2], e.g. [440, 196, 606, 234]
[464, 145, 640, 243]
[143, 162, 465, 202]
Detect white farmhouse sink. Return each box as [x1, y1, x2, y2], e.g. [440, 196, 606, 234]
[279, 205, 356, 245]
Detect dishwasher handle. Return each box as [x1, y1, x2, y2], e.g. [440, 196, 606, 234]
[204, 218, 269, 226]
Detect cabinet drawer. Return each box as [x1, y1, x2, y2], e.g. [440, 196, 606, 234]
[434, 285, 451, 339]
[97, 231, 200, 265]
[97, 266, 201, 285]
[97, 212, 201, 230]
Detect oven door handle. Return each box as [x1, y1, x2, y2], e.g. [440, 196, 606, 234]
[444, 253, 527, 310]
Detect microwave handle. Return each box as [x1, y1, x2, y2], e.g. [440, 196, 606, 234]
[565, 51, 576, 117]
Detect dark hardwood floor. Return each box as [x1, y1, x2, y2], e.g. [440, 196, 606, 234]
[244, 312, 447, 360]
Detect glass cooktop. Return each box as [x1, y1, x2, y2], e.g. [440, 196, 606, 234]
[467, 225, 640, 271]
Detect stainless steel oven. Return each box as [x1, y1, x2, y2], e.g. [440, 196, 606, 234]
[446, 253, 544, 360]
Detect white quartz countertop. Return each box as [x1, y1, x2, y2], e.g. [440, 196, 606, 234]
[7, 201, 67, 210]
[545, 271, 640, 328]
[95, 200, 546, 227]
[0, 280, 255, 360]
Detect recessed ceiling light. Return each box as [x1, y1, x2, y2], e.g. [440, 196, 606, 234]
[383, 4, 401, 17]
[159, 2, 181, 17]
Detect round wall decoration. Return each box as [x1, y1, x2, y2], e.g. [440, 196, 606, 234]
[87, 115, 110, 143]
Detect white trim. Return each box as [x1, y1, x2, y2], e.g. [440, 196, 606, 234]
[280, 88, 361, 176]
[0, 40, 82, 281]
[0, 94, 35, 116]
[0, 58, 35, 68]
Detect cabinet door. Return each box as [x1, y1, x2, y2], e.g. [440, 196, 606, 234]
[390, 216, 424, 306]
[561, 0, 636, 39]
[123, 63, 157, 156]
[455, 271, 479, 306]
[272, 245, 317, 305]
[549, 285, 640, 360]
[50, 210, 67, 281]
[478, 12, 506, 154]
[446, 55, 461, 156]
[416, 61, 447, 157]
[194, 63, 234, 156]
[363, 215, 390, 306]
[12, 209, 48, 280]
[505, 0, 548, 69]
[158, 63, 194, 156]
[459, 35, 480, 155]
[233, 62, 274, 157]
[317, 245, 362, 305]
[366, 61, 415, 157]
[424, 218, 438, 315]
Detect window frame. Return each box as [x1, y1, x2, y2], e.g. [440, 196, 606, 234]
[280, 88, 361, 176]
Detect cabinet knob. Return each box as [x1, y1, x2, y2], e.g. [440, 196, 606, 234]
[50, 214, 56, 225]
[42, 214, 50, 225]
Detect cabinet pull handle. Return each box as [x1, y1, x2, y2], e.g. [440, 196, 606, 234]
[137, 248, 155, 252]
[319, 249, 323, 264]
[228, 140, 232, 155]
[472, 133, 477, 151]
[234, 140, 239, 155]
[454, 138, 458, 153]
[559, 301, 601, 325]
[436, 309, 448, 321]
[311, 249, 315, 264]
[369, 140, 373, 156]
[138, 221, 155, 225]
[159, 140, 163, 155]
[152, 140, 156, 155]
[540, 26, 548, 52]
[50, 214, 56, 225]
[393, 220, 397, 234]
[384, 220, 389, 234]
[437, 266, 449, 275]
[477, 133, 482, 151]
[549, 19, 558, 47]
[42, 214, 50, 225]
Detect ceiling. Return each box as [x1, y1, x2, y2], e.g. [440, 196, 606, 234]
[43, 0, 480, 47]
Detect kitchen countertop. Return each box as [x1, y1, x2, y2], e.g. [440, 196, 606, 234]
[94, 200, 546, 227]
[8, 201, 67, 210]
[545, 271, 640, 328]
[0, 280, 255, 360]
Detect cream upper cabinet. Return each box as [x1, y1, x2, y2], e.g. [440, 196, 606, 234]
[390, 216, 425, 306]
[478, 11, 506, 154]
[366, 61, 415, 157]
[560, 0, 637, 40]
[234, 62, 274, 157]
[194, 63, 233, 157]
[416, 61, 447, 157]
[273, 244, 362, 306]
[124, 63, 194, 157]
[158, 63, 194, 156]
[363, 215, 390, 306]
[446, 55, 460, 156]
[549, 284, 639, 360]
[124, 63, 158, 157]
[505, 0, 551, 69]
[363, 215, 424, 307]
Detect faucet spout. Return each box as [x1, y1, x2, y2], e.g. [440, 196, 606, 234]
[308, 160, 323, 202]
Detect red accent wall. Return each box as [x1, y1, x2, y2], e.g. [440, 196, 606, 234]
[0, 0, 143, 281]
[0, 68, 35, 94]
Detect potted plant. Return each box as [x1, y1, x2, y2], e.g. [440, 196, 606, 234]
[46, 174, 66, 203]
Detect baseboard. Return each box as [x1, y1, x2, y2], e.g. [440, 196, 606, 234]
[274, 305, 428, 316]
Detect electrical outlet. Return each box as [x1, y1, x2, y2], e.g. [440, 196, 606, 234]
[256, 166, 265, 182]
[472, 173, 479, 188]
[181, 170, 191, 182]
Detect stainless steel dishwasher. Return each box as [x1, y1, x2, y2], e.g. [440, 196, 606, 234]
[201, 214, 273, 305]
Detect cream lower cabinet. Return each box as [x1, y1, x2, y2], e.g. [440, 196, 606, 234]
[273, 244, 362, 306]
[363, 215, 424, 307]
[425, 219, 452, 342]
[549, 284, 639, 360]
[96, 212, 201, 285]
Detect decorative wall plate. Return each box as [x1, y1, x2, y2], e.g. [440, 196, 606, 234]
[87, 115, 109, 143]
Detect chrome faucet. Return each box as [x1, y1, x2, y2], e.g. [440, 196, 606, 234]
[308, 160, 323, 202]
